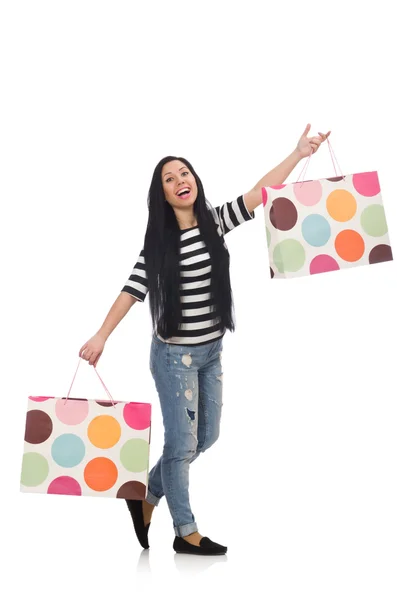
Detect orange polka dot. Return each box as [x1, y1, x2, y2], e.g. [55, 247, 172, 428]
[335, 230, 365, 262]
[326, 190, 357, 222]
[84, 457, 118, 492]
[87, 415, 121, 449]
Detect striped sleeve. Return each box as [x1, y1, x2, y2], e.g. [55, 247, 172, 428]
[213, 195, 255, 235]
[121, 249, 148, 302]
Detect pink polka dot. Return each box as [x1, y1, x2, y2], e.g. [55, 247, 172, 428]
[293, 180, 323, 206]
[310, 255, 340, 275]
[123, 403, 151, 430]
[47, 476, 82, 496]
[28, 396, 53, 402]
[261, 187, 268, 206]
[55, 398, 89, 426]
[352, 172, 380, 197]
[270, 184, 286, 190]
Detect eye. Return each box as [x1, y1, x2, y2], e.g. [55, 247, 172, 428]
[182, 171, 189, 176]
[166, 177, 173, 183]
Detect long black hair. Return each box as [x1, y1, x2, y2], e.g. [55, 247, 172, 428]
[143, 156, 235, 339]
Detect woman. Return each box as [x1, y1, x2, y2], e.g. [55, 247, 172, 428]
[79, 124, 330, 555]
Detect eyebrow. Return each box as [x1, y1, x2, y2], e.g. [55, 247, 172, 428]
[163, 167, 188, 177]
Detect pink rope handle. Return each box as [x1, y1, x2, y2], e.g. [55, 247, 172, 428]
[64, 358, 115, 407]
[295, 137, 346, 187]
[327, 138, 345, 181]
[295, 150, 313, 185]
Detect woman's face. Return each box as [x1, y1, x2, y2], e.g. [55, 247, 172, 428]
[161, 160, 198, 209]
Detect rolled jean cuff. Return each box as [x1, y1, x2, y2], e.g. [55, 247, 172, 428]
[145, 488, 161, 506]
[174, 521, 198, 537]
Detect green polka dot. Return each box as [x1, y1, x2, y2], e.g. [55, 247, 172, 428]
[360, 205, 388, 237]
[21, 452, 49, 487]
[120, 439, 149, 473]
[273, 239, 306, 273]
[266, 227, 271, 247]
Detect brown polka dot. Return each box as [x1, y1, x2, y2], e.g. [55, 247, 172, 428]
[327, 176, 345, 182]
[270, 267, 274, 279]
[96, 400, 119, 407]
[368, 244, 393, 264]
[117, 480, 147, 500]
[269, 197, 298, 231]
[25, 410, 53, 444]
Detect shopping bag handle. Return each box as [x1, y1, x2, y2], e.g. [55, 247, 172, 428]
[295, 137, 346, 187]
[64, 358, 115, 407]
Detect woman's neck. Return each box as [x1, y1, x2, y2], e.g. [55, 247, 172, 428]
[174, 207, 197, 230]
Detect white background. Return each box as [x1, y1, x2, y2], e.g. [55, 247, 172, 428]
[1, 1, 397, 598]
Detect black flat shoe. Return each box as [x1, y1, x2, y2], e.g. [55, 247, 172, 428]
[173, 536, 227, 555]
[125, 499, 150, 549]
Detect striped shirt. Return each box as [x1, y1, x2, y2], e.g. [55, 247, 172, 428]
[121, 195, 255, 345]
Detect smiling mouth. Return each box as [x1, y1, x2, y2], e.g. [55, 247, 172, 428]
[176, 188, 191, 199]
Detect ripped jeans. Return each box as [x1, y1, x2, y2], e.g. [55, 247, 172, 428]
[145, 333, 223, 537]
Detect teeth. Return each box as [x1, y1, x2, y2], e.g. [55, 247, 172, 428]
[177, 188, 190, 196]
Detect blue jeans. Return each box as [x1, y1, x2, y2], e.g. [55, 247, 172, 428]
[145, 333, 224, 537]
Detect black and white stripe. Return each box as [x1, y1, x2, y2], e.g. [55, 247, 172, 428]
[121, 195, 254, 345]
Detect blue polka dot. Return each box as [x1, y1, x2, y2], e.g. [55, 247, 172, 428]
[301, 214, 331, 247]
[51, 434, 85, 468]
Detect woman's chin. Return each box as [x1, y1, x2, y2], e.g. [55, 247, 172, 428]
[174, 199, 196, 209]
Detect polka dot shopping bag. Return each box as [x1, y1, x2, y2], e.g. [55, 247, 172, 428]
[262, 140, 393, 279]
[20, 359, 151, 499]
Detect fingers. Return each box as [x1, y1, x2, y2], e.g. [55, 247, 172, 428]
[309, 137, 321, 153]
[304, 128, 331, 155]
[80, 346, 95, 365]
[79, 341, 103, 367]
[86, 352, 97, 366]
[85, 350, 97, 366]
[303, 126, 330, 143]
